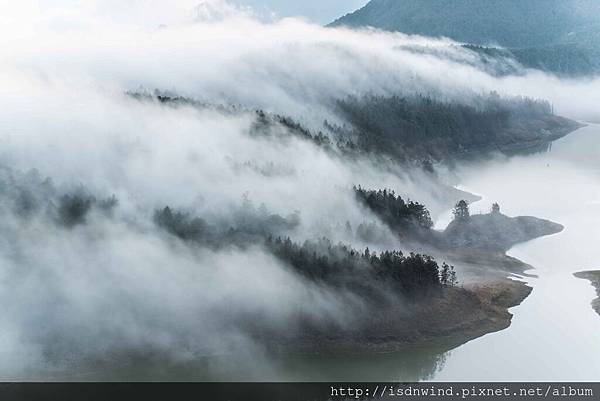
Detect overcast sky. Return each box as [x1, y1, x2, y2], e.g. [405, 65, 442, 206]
[232, 0, 368, 24]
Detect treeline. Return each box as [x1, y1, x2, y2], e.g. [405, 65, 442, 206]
[153, 204, 298, 248]
[128, 91, 360, 157]
[127, 90, 235, 116]
[0, 166, 118, 227]
[0, 165, 459, 301]
[266, 236, 457, 300]
[251, 110, 339, 150]
[129, 90, 573, 165]
[57, 193, 118, 227]
[354, 186, 433, 232]
[464, 44, 599, 77]
[330, 93, 560, 161]
[128, 91, 335, 149]
[153, 204, 457, 300]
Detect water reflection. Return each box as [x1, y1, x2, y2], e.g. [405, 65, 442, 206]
[49, 347, 451, 381]
[433, 124, 600, 381]
[62, 125, 600, 382]
[274, 124, 600, 382]
[269, 347, 451, 382]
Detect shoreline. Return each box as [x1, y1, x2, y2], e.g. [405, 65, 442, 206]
[440, 118, 584, 161]
[286, 210, 565, 357]
[574, 271, 600, 317]
[267, 277, 532, 357]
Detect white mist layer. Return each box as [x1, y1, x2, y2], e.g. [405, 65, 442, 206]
[0, 0, 598, 379]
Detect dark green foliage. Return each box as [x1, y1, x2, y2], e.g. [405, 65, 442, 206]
[464, 44, 600, 77]
[0, 165, 121, 227]
[56, 193, 119, 227]
[0, 168, 54, 218]
[129, 92, 345, 153]
[252, 111, 338, 150]
[332, 93, 557, 161]
[0, 167, 118, 227]
[266, 236, 454, 300]
[354, 186, 433, 232]
[154, 207, 209, 242]
[508, 45, 600, 76]
[332, 0, 600, 76]
[152, 202, 299, 248]
[128, 90, 234, 115]
[130, 91, 576, 164]
[57, 194, 94, 227]
[152, 203, 456, 300]
[440, 262, 458, 286]
[452, 200, 470, 221]
[331, 0, 600, 49]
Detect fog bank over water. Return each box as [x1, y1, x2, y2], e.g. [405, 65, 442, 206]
[0, 0, 599, 379]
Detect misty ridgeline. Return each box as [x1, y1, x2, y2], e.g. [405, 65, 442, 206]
[0, 0, 594, 378]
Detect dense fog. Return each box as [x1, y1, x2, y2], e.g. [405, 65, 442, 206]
[0, 0, 598, 378]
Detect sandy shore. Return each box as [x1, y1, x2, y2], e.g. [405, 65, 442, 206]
[574, 271, 600, 316]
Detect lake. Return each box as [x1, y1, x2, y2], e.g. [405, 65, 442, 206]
[268, 124, 600, 381]
[72, 125, 600, 382]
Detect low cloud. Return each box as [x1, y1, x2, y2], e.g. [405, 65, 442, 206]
[0, 0, 596, 378]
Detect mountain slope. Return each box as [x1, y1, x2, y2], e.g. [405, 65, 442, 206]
[331, 0, 600, 49]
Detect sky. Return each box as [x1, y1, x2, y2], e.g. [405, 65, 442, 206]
[231, 0, 368, 24]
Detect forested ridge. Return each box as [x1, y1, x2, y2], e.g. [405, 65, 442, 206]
[331, 0, 600, 49]
[331, 93, 577, 161]
[2, 0, 586, 376]
[354, 187, 433, 232]
[130, 91, 578, 164]
[154, 205, 457, 301]
[0, 165, 457, 303]
[463, 44, 600, 77]
[331, 0, 600, 77]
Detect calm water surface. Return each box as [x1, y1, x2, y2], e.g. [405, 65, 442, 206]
[271, 124, 600, 381]
[90, 125, 600, 381]
[433, 124, 600, 381]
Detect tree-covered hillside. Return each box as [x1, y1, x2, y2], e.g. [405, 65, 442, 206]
[132, 91, 581, 164]
[331, 0, 600, 48]
[329, 93, 579, 161]
[331, 0, 600, 76]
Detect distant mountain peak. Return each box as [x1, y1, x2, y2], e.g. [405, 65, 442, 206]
[331, 0, 600, 49]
